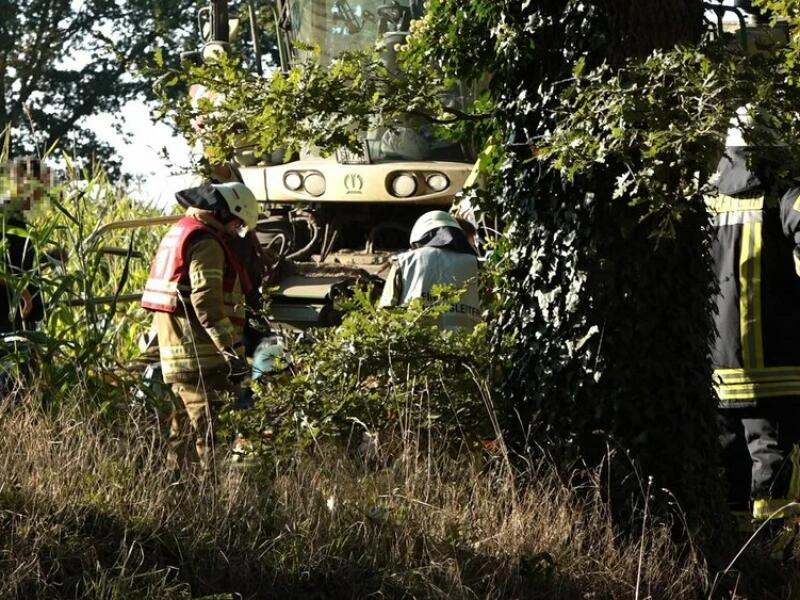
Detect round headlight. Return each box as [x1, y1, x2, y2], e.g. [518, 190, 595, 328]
[426, 173, 449, 192]
[391, 173, 417, 198]
[303, 172, 326, 197]
[284, 172, 303, 191]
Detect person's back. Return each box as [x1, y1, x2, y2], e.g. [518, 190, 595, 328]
[391, 245, 480, 330]
[708, 124, 800, 522]
[708, 147, 800, 399]
[380, 211, 481, 331]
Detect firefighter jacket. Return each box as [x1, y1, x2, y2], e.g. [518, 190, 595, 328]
[708, 148, 800, 408]
[379, 245, 481, 331]
[141, 208, 251, 383]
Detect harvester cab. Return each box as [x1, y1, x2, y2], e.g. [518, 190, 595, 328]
[90, 0, 483, 328]
[191, 1, 477, 269]
[173, 0, 482, 326]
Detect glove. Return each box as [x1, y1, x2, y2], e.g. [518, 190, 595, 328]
[227, 356, 250, 384]
[222, 347, 250, 384]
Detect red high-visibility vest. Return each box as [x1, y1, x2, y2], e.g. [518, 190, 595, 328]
[141, 216, 252, 316]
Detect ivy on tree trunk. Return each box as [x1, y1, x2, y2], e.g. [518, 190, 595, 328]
[488, 1, 726, 535]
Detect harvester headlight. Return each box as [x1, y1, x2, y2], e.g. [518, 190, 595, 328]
[284, 172, 303, 191]
[201, 42, 230, 64]
[303, 172, 326, 197]
[426, 173, 449, 192]
[391, 173, 417, 198]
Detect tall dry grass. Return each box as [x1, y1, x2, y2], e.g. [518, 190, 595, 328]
[0, 379, 740, 600]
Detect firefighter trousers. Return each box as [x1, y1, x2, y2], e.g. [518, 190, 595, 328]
[718, 399, 800, 512]
[167, 375, 230, 472]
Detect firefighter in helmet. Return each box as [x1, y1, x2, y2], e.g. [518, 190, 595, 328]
[379, 210, 481, 331]
[141, 182, 258, 471]
[709, 107, 800, 524]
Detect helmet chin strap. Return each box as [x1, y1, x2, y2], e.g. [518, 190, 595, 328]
[214, 205, 233, 223]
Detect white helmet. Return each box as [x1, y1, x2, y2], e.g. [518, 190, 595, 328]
[409, 210, 461, 245]
[724, 104, 783, 148]
[212, 182, 259, 230]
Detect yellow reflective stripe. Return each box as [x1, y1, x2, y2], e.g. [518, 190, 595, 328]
[141, 290, 178, 307]
[161, 358, 226, 373]
[789, 445, 800, 500]
[714, 367, 800, 384]
[159, 344, 220, 359]
[162, 357, 220, 368]
[753, 498, 800, 520]
[794, 194, 800, 212]
[706, 194, 765, 213]
[752, 222, 764, 367]
[144, 279, 179, 293]
[189, 267, 223, 277]
[712, 210, 763, 226]
[207, 319, 235, 344]
[160, 343, 226, 375]
[714, 380, 800, 401]
[189, 268, 224, 288]
[739, 222, 752, 367]
[739, 222, 764, 369]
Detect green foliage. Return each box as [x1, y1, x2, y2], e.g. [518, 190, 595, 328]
[38, 163, 163, 367]
[155, 35, 492, 163]
[154, 0, 800, 540]
[1, 0, 200, 173]
[0, 150, 165, 404]
[230, 287, 496, 455]
[375, 1, 742, 533]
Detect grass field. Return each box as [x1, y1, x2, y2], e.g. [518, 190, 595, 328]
[4, 381, 789, 600]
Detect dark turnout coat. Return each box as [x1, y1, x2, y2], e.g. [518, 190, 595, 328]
[0, 218, 44, 333]
[708, 147, 800, 408]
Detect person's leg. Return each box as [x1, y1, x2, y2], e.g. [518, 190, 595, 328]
[717, 410, 752, 511]
[172, 380, 222, 471]
[166, 386, 194, 471]
[744, 415, 782, 499]
[746, 400, 800, 559]
[741, 401, 795, 519]
[775, 401, 800, 503]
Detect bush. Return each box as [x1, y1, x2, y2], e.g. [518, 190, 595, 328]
[231, 286, 499, 457]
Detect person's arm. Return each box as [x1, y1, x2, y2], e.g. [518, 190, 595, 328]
[780, 187, 800, 276]
[378, 262, 403, 307]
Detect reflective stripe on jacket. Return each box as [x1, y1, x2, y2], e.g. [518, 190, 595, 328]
[144, 209, 249, 383]
[708, 190, 800, 407]
[379, 245, 481, 331]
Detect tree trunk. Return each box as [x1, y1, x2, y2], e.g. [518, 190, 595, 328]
[596, 0, 705, 63]
[498, 0, 725, 537]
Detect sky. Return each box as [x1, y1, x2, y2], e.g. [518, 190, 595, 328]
[85, 100, 196, 211]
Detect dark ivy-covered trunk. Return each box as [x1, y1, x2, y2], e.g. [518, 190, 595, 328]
[495, 2, 726, 533]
